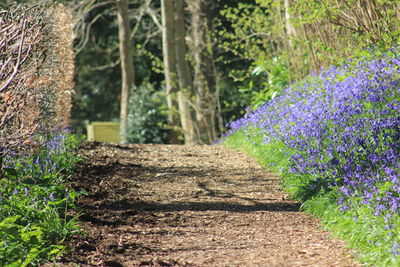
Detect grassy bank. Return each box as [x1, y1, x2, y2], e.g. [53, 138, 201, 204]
[223, 50, 400, 266]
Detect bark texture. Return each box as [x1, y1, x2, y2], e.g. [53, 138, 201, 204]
[174, 0, 198, 145]
[161, 0, 180, 144]
[116, 0, 135, 144]
[187, 0, 218, 144]
[161, 0, 221, 145]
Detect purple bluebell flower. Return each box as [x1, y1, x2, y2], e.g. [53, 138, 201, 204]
[225, 49, 400, 219]
[392, 242, 399, 256]
[341, 205, 350, 212]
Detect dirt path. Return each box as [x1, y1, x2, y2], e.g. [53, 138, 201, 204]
[60, 142, 358, 266]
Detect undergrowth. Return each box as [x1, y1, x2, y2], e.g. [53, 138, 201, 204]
[224, 48, 400, 266]
[0, 133, 84, 266]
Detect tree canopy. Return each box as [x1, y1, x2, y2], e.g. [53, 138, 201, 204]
[2, 0, 398, 144]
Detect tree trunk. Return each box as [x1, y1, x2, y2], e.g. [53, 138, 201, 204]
[174, 0, 199, 145]
[187, 0, 217, 144]
[116, 0, 135, 144]
[284, 0, 296, 48]
[161, 0, 180, 144]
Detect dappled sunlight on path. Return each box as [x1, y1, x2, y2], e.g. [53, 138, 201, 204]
[59, 143, 358, 266]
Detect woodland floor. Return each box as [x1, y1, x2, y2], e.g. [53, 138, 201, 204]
[56, 142, 359, 266]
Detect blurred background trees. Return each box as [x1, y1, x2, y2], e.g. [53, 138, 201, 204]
[1, 0, 399, 144]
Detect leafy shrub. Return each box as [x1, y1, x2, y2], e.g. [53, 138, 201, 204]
[218, 3, 290, 112]
[0, 133, 83, 266]
[225, 49, 400, 266]
[125, 82, 169, 144]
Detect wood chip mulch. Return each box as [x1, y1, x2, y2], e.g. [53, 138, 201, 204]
[56, 142, 359, 266]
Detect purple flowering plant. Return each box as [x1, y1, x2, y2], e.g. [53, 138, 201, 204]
[224, 49, 400, 265]
[0, 133, 83, 265]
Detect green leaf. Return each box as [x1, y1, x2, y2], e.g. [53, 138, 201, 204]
[20, 247, 40, 267]
[252, 65, 264, 76]
[5, 260, 23, 267]
[363, 102, 373, 110]
[47, 245, 65, 257]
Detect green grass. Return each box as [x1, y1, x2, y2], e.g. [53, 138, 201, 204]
[224, 131, 314, 201]
[224, 131, 400, 266]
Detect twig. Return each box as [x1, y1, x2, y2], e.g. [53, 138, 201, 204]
[0, 20, 27, 92]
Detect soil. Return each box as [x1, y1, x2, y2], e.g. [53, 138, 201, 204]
[57, 142, 358, 266]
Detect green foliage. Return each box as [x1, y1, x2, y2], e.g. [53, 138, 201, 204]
[71, 8, 121, 132]
[71, 1, 163, 134]
[125, 82, 169, 144]
[225, 132, 400, 266]
[219, 0, 400, 116]
[224, 48, 400, 266]
[303, 195, 400, 266]
[0, 133, 83, 266]
[248, 56, 289, 109]
[218, 2, 290, 111]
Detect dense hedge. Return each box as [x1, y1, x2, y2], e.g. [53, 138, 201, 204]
[0, 3, 79, 265]
[225, 49, 400, 266]
[0, 3, 74, 162]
